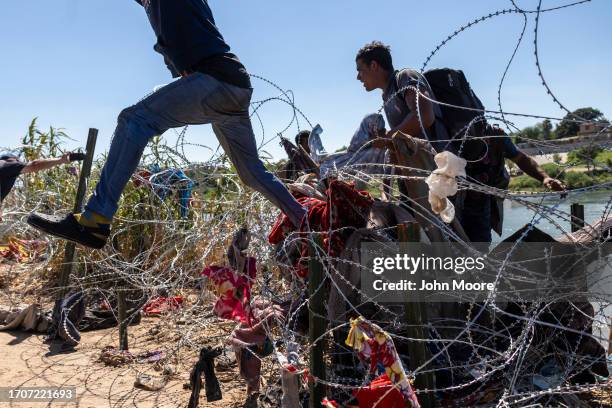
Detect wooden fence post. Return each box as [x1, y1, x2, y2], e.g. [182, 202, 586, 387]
[117, 289, 129, 351]
[309, 235, 326, 408]
[398, 222, 435, 408]
[571, 203, 585, 233]
[56, 129, 98, 299]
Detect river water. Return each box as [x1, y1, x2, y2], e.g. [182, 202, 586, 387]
[495, 189, 612, 353]
[495, 190, 612, 242]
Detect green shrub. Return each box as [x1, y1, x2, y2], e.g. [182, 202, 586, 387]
[540, 163, 564, 179]
[563, 172, 594, 189]
[567, 145, 603, 165]
[594, 149, 612, 167]
[593, 171, 612, 184]
[509, 169, 608, 191]
[509, 175, 542, 190]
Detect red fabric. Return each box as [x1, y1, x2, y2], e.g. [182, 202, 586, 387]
[364, 337, 397, 376]
[321, 398, 339, 408]
[142, 296, 184, 316]
[201, 257, 257, 325]
[132, 170, 152, 188]
[353, 374, 405, 408]
[268, 180, 373, 278]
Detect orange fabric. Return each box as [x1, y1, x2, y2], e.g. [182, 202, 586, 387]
[0, 238, 46, 263]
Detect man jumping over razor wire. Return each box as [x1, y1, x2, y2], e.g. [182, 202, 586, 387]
[28, 0, 307, 248]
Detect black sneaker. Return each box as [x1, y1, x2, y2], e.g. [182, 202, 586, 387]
[27, 213, 109, 249]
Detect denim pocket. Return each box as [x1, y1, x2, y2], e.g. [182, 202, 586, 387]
[202, 81, 250, 118]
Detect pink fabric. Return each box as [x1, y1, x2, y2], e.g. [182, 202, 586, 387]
[230, 298, 285, 348]
[201, 257, 257, 325]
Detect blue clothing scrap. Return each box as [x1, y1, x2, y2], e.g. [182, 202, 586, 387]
[149, 165, 195, 219]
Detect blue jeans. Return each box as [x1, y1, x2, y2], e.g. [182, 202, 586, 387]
[85, 73, 306, 226]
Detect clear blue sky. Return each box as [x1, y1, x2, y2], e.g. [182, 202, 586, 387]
[1, 0, 610, 161]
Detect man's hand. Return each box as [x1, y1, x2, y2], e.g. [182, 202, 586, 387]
[543, 177, 566, 192]
[371, 137, 393, 149]
[60, 152, 71, 164]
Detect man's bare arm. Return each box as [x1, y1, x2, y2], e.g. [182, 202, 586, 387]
[387, 87, 435, 137]
[21, 153, 70, 174]
[511, 151, 566, 191]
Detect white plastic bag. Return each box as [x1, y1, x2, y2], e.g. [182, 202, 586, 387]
[424, 151, 466, 223]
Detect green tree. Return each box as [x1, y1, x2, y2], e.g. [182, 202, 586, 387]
[542, 119, 553, 140]
[517, 123, 544, 142]
[555, 107, 605, 139]
[566, 144, 603, 170]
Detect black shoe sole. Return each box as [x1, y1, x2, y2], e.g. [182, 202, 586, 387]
[27, 213, 107, 250]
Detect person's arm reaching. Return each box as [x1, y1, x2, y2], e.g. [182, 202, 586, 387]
[21, 153, 70, 174]
[511, 151, 566, 191]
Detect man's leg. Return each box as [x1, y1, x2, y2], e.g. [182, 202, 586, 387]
[458, 191, 492, 250]
[87, 74, 214, 219]
[28, 74, 228, 247]
[211, 110, 306, 227]
[29, 73, 305, 247]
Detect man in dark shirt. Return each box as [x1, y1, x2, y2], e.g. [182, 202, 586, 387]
[0, 153, 72, 221]
[28, 0, 307, 249]
[458, 124, 565, 244]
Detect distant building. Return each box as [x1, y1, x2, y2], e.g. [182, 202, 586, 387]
[578, 122, 611, 136]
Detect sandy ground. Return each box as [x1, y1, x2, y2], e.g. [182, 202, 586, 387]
[0, 319, 248, 408]
[0, 262, 251, 408]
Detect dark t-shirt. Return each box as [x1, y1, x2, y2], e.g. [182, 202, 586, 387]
[136, 0, 251, 89]
[463, 127, 520, 236]
[468, 127, 519, 186]
[0, 160, 26, 202]
[192, 53, 251, 89]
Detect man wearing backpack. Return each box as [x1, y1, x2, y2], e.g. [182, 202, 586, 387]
[355, 41, 444, 149]
[27, 0, 307, 249]
[355, 40, 453, 214]
[355, 42, 565, 244]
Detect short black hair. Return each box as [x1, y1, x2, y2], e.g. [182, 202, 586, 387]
[356, 41, 393, 71]
[295, 130, 311, 146]
[0, 153, 19, 161]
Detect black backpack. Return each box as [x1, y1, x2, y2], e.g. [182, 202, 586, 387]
[423, 68, 487, 160]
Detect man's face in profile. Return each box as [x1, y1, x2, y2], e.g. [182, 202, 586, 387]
[356, 59, 377, 92]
